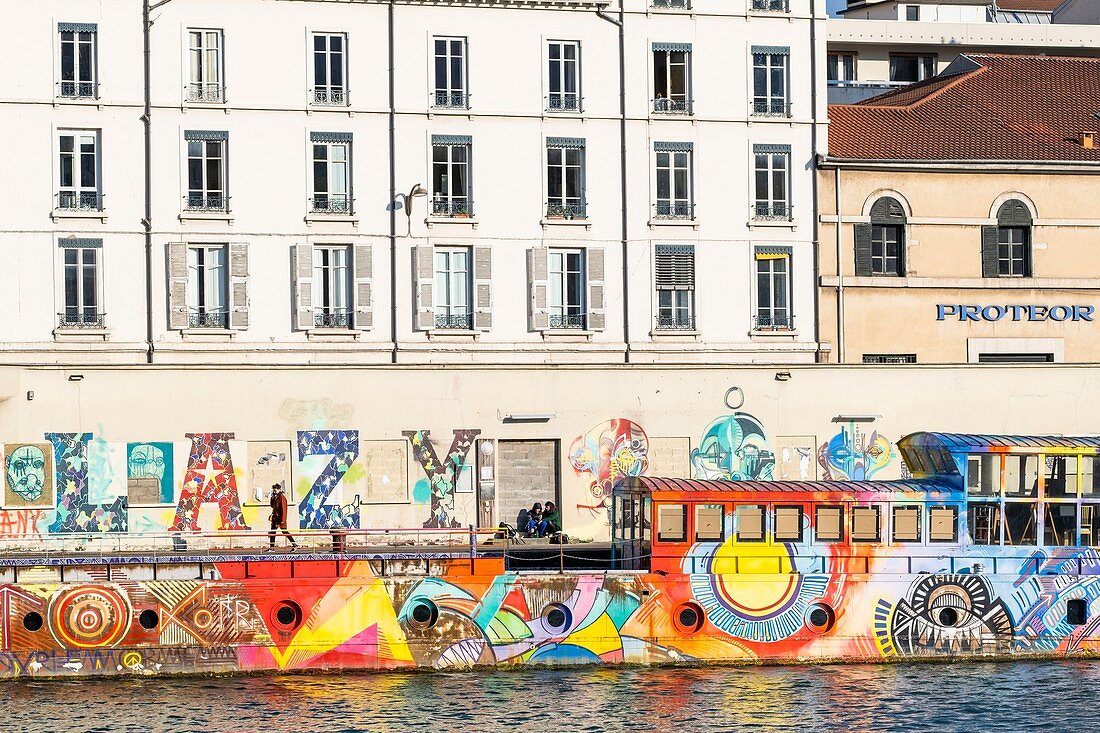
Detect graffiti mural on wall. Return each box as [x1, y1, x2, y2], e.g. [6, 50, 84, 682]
[691, 413, 774, 481]
[297, 430, 361, 530]
[126, 443, 174, 505]
[569, 419, 650, 518]
[169, 434, 249, 532]
[47, 433, 128, 533]
[818, 423, 907, 481]
[403, 430, 480, 529]
[3, 444, 52, 508]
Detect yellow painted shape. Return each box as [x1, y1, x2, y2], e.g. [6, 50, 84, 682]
[563, 612, 621, 657]
[710, 537, 797, 617]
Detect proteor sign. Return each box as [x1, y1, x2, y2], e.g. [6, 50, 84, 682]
[936, 305, 1095, 322]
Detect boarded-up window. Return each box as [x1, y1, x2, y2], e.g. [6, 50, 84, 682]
[852, 506, 881, 542]
[815, 505, 843, 542]
[892, 505, 920, 542]
[929, 506, 958, 542]
[736, 504, 764, 542]
[695, 504, 724, 541]
[775, 505, 803, 542]
[657, 504, 686, 542]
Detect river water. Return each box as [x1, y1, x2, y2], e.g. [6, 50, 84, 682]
[8, 660, 1095, 732]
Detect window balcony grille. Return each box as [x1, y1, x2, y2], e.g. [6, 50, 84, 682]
[654, 202, 694, 220]
[432, 91, 468, 109]
[752, 203, 792, 221]
[549, 313, 586, 330]
[314, 308, 352, 329]
[751, 100, 792, 117]
[545, 201, 587, 220]
[652, 0, 689, 8]
[656, 314, 695, 330]
[431, 198, 472, 218]
[310, 195, 353, 215]
[57, 311, 105, 329]
[188, 309, 229, 329]
[186, 82, 225, 103]
[753, 313, 794, 330]
[57, 81, 98, 99]
[751, 0, 790, 11]
[311, 87, 348, 106]
[546, 93, 581, 113]
[652, 98, 693, 115]
[435, 313, 474, 330]
[185, 194, 229, 212]
[57, 192, 104, 211]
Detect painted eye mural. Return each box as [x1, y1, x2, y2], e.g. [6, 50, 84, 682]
[5, 445, 48, 503]
[690, 412, 774, 481]
[819, 424, 905, 481]
[569, 419, 650, 517]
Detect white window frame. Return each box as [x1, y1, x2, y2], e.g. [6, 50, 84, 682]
[432, 36, 468, 108]
[57, 130, 101, 211]
[311, 32, 348, 106]
[655, 245, 695, 331]
[58, 24, 97, 98]
[186, 244, 229, 328]
[548, 248, 586, 329]
[654, 147, 693, 219]
[889, 54, 936, 83]
[751, 49, 789, 117]
[828, 53, 856, 83]
[187, 28, 225, 103]
[185, 136, 227, 211]
[433, 246, 473, 329]
[431, 140, 472, 217]
[752, 146, 791, 220]
[652, 46, 691, 114]
[546, 142, 586, 219]
[311, 139, 352, 214]
[313, 245, 352, 327]
[59, 245, 102, 328]
[754, 249, 792, 330]
[546, 40, 581, 113]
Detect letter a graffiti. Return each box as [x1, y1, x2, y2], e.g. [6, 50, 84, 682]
[170, 433, 249, 532]
[403, 429, 480, 529]
[47, 433, 128, 533]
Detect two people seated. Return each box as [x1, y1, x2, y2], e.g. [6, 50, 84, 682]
[524, 501, 560, 538]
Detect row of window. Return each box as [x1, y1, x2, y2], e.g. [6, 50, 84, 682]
[967, 499, 1100, 548]
[56, 23, 796, 117]
[51, 130, 797, 224]
[828, 52, 937, 85]
[55, 241, 796, 333]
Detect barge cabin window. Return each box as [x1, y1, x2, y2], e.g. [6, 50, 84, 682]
[815, 505, 844, 542]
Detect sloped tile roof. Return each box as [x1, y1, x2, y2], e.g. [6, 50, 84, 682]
[998, 0, 1063, 10]
[829, 54, 1100, 161]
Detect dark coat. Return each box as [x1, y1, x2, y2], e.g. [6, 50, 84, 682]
[270, 491, 288, 529]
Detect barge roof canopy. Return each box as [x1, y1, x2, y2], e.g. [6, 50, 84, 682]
[901, 432, 1100, 453]
[616, 477, 958, 496]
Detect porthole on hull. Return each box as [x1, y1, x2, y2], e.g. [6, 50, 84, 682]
[23, 612, 43, 632]
[673, 602, 705, 634]
[271, 601, 303, 631]
[805, 603, 835, 634]
[138, 609, 160, 630]
[541, 603, 572, 634]
[408, 599, 440, 630]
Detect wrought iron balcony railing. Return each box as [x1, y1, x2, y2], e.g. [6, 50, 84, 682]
[751, 99, 793, 117]
[185, 194, 229, 212]
[432, 91, 469, 109]
[545, 201, 587, 220]
[188, 309, 229, 329]
[549, 313, 586, 330]
[314, 309, 352, 329]
[57, 311, 105, 329]
[654, 202, 695, 220]
[186, 82, 225, 103]
[431, 198, 472, 218]
[656, 314, 695, 330]
[546, 93, 581, 112]
[56, 192, 104, 211]
[652, 98, 693, 115]
[753, 313, 795, 330]
[310, 195, 353, 215]
[435, 313, 474, 330]
[652, 0, 689, 8]
[751, 0, 790, 12]
[752, 203, 793, 221]
[57, 81, 99, 99]
[311, 87, 348, 106]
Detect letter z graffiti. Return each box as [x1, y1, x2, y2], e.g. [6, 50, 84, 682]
[297, 430, 361, 529]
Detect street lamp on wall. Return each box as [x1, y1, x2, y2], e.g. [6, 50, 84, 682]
[403, 183, 428, 236]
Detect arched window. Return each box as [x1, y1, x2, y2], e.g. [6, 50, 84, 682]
[983, 199, 1032, 277]
[855, 197, 905, 277]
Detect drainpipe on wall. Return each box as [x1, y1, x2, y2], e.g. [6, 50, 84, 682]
[835, 166, 845, 364]
[388, 0, 399, 365]
[808, 0, 822, 363]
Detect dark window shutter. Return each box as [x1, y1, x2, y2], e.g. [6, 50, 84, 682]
[854, 223, 872, 276]
[981, 225, 999, 278]
[998, 200, 1031, 227]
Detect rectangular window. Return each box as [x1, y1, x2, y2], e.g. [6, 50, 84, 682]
[751, 0, 791, 10]
[695, 504, 724, 542]
[852, 506, 882, 542]
[753, 148, 790, 220]
[1004, 502, 1037, 545]
[998, 227, 1030, 277]
[546, 142, 586, 219]
[59, 24, 97, 98]
[1046, 456, 1079, 498]
[1081, 503, 1100, 546]
[655, 245, 695, 330]
[862, 354, 917, 364]
[1004, 455, 1039, 498]
[871, 224, 903, 276]
[431, 140, 471, 217]
[186, 245, 228, 328]
[977, 353, 1055, 364]
[312, 33, 347, 105]
[61, 246, 101, 328]
[929, 506, 959, 543]
[755, 250, 791, 330]
[655, 148, 692, 218]
[827, 53, 855, 83]
[968, 455, 999, 496]
[892, 505, 921, 542]
[968, 502, 1000, 545]
[736, 505, 765, 542]
[775, 505, 803, 543]
[434, 247, 472, 330]
[187, 29, 224, 102]
[311, 139, 352, 214]
[652, 46, 691, 114]
[1082, 457, 1100, 497]
[1044, 502, 1078, 547]
[905, 5, 920, 20]
[815, 505, 843, 542]
[657, 504, 686, 542]
[433, 37, 468, 108]
[1067, 598, 1087, 626]
[547, 41, 580, 112]
[752, 50, 789, 116]
[58, 131, 100, 210]
[548, 248, 585, 329]
[889, 54, 935, 83]
[313, 245, 351, 328]
[185, 134, 227, 211]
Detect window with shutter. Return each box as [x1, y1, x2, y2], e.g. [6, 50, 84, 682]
[892, 505, 920, 542]
[586, 247, 605, 331]
[980, 225, 1000, 278]
[852, 506, 881, 542]
[736, 505, 765, 542]
[694, 504, 724, 541]
[414, 244, 435, 331]
[815, 505, 843, 542]
[775, 506, 803, 542]
[527, 247, 549, 331]
[291, 243, 314, 331]
[655, 244, 695, 330]
[229, 243, 249, 330]
[473, 245, 492, 331]
[353, 244, 372, 331]
[861, 197, 906, 277]
[929, 506, 959, 542]
[995, 199, 1032, 277]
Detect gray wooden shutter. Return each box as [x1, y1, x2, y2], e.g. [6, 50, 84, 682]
[292, 243, 314, 330]
[229, 243, 249, 330]
[854, 224, 872, 277]
[587, 247, 606, 331]
[527, 247, 549, 331]
[981, 226, 999, 278]
[999, 200, 1032, 227]
[354, 244, 372, 331]
[473, 245, 492, 331]
[415, 245, 435, 331]
[167, 242, 188, 330]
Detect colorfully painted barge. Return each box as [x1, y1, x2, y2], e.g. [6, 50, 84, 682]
[4, 431, 1100, 677]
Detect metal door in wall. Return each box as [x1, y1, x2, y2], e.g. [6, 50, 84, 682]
[494, 440, 559, 531]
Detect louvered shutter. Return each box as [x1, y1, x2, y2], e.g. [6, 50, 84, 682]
[586, 247, 606, 332]
[292, 243, 314, 330]
[229, 243, 249, 330]
[167, 242, 188, 330]
[655, 245, 695, 291]
[354, 244, 372, 331]
[414, 245, 435, 331]
[527, 247, 549, 331]
[981, 226, 999, 278]
[999, 200, 1032, 227]
[473, 246, 492, 331]
[854, 224, 872, 277]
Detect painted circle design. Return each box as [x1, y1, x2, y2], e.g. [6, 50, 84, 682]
[49, 587, 131, 649]
[674, 602, 706, 634]
[121, 651, 143, 669]
[192, 608, 213, 629]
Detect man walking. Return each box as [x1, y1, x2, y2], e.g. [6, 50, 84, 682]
[267, 483, 298, 551]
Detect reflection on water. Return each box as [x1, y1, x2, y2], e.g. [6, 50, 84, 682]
[8, 660, 1099, 733]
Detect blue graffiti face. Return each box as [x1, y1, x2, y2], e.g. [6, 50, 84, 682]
[691, 414, 774, 481]
[6, 445, 46, 501]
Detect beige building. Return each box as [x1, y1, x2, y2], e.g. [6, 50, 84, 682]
[819, 53, 1100, 364]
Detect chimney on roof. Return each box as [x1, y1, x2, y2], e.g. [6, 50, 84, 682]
[1084, 132, 1098, 150]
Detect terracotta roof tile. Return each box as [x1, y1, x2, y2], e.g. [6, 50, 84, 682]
[997, 0, 1064, 11]
[828, 54, 1100, 162]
